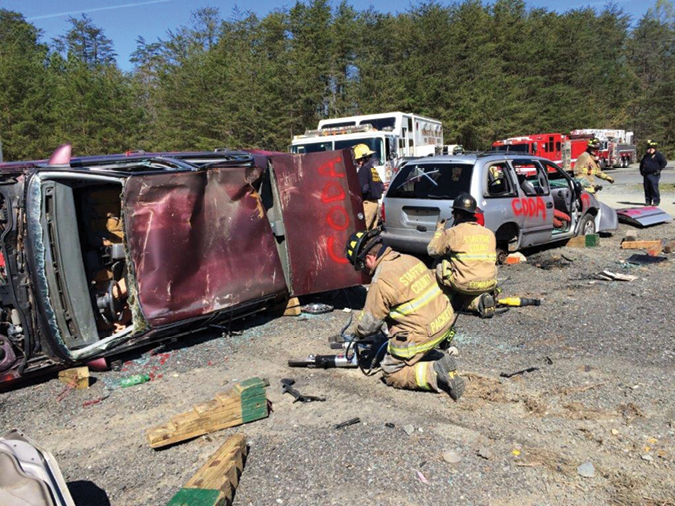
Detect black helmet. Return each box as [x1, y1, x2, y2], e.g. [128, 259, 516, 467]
[587, 138, 600, 150]
[345, 227, 382, 271]
[452, 193, 478, 215]
[646, 139, 658, 149]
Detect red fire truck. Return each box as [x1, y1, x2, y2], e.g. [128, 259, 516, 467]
[493, 130, 636, 170]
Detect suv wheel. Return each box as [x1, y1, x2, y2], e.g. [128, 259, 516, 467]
[578, 214, 596, 236]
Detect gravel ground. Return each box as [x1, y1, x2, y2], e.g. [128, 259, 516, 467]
[1, 221, 675, 506]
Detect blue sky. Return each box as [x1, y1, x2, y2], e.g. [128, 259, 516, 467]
[3, 0, 659, 71]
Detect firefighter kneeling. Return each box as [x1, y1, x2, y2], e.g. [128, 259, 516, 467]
[345, 228, 465, 400]
[427, 193, 499, 318]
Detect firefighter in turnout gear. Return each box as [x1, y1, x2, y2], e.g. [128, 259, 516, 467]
[574, 138, 614, 193]
[344, 228, 465, 400]
[427, 193, 499, 318]
[353, 144, 384, 230]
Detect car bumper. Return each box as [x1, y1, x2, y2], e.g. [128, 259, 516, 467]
[381, 229, 432, 255]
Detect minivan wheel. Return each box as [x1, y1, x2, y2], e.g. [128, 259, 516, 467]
[579, 214, 596, 236]
[496, 246, 509, 265]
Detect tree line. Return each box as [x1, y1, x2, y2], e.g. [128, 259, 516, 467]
[1, 0, 674, 162]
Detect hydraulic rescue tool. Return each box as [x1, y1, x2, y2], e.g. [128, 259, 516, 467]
[288, 315, 388, 375]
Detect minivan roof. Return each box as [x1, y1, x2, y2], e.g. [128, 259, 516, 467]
[404, 152, 549, 164]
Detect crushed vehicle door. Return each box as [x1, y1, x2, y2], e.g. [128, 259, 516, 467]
[123, 166, 288, 328]
[262, 150, 368, 296]
[508, 158, 555, 247]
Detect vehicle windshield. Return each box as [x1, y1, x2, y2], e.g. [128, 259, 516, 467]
[359, 117, 396, 131]
[334, 137, 384, 165]
[291, 141, 333, 154]
[494, 144, 530, 153]
[387, 162, 473, 199]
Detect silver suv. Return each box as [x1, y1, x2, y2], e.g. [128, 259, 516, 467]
[381, 153, 618, 260]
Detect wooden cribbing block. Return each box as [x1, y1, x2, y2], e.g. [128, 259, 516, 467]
[283, 297, 301, 316]
[58, 367, 89, 389]
[166, 434, 248, 506]
[584, 234, 599, 247]
[147, 378, 268, 449]
[620, 240, 662, 250]
[566, 236, 587, 248]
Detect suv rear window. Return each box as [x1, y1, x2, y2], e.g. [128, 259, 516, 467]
[387, 163, 473, 199]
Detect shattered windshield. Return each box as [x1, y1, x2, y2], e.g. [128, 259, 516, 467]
[291, 141, 333, 154]
[334, 138, 384, 165]
[387, 163, 473, 199]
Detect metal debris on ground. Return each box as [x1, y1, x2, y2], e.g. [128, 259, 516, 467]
[280, 378, 326, 403]
[616, 206, 672, 228]
[335, 417, 361, 430]
[625, 254, 668, 265]
[593, 270, 638, 282]
[301, 303, 334, 314]
[500, 367, 539, 378]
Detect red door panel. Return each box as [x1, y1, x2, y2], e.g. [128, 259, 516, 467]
[269, 150, 368, 296]
[123, 167, 287, 327]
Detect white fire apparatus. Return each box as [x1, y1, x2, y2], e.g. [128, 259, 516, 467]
[290, 112, 443, 182]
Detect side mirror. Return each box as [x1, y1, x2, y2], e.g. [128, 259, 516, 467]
[573, 180, 583, 195]
[532, 142, 538, 154]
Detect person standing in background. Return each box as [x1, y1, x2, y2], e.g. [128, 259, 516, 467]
[640, 140, 667, 206]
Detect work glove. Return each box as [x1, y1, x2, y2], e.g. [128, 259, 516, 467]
[606, 176, 614, 184]
[437, 218, 447, 230]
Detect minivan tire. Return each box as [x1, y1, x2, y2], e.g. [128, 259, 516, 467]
[578, 214, 596, 236]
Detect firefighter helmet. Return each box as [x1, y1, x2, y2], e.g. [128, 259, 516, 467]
[353, 144, 376, 160]
[587, 138, 600, 150]
[345, 227, 382, 271]
[452, 193, 478, 215]
[646, 139, 658, 149]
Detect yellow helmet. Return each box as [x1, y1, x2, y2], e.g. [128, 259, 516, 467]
[353, 143, 376, 160]
[345, 228, 382, 271]
[587, 138, 600, 150]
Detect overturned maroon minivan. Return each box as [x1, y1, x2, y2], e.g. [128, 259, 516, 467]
[0, 146, 366, 386]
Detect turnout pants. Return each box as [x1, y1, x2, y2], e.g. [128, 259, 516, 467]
[363, 200, 379, 230]
[643, 173, 661, 206]
[380, 348, 446, 392]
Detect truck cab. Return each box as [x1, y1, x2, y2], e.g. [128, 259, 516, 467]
[290, 112, 443, 183]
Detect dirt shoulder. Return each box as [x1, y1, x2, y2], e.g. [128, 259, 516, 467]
[2, 222, 675, 506]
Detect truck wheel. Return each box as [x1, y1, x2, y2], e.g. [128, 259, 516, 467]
[578, 214, 596, 236]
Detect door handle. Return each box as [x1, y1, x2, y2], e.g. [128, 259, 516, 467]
[416, 225, 427, 232]
[546, 202, 553, 209]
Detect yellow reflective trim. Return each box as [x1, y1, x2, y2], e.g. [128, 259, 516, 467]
[389, 284, 442, 320]
[415, 362, 432, 390]
[388, 327, 454, 359]
[452, 253, 497, 262]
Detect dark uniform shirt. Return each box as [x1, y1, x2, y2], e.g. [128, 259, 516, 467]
[640, 151, 667, 175]
[358, 157, 384, 201]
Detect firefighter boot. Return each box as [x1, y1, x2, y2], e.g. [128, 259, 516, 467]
[433, 355, 465, 401]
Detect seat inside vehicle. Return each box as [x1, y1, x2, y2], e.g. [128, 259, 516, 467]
[40, 180, 131, 350]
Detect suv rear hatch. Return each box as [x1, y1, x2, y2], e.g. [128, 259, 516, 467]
[382, 161, 474, 253]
